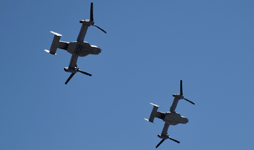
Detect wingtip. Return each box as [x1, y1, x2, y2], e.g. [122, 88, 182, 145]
[44, 49, 57, 55]
[50, 31, 62, 36]
[150, 103, 159, 107]
[144, 118, 154, 123]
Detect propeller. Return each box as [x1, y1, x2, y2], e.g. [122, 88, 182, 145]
[78, 69, 92, 76]
[168, 137, 180, 143]
[93, 24, 107, 33]
[180, 80, 183, 96]
[89, 2, 107, 33]
[65, 73, 76, 84]
[156, 139, 165, 148]
[90, 2, 93, 22]
[183, 98, 195, 105]
[65, 69, 92, 85]
[156, 136, 180, 148]
[180, 80, 195, 105]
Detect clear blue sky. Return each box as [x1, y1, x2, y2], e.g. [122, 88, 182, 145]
[1, 0, 254, 149]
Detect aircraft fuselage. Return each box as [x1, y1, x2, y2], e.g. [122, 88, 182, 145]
[66, 41, 101, 57]
[162, 112, 188, 125]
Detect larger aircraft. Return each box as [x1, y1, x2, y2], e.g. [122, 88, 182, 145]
[44, 3, 106, 84]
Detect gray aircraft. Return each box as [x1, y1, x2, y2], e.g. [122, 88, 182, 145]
[44, 3, 106, 84]
[145, 80, 195, 148]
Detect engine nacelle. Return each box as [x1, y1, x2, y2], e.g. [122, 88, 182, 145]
[64, 67, 78, 73]
[157, 134, 168, 139]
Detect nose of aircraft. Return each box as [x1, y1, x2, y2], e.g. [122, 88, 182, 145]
[97, 48, 101, 54]
[183, 117, 188, 123]
[179, 116, 188, 124]
[90, 45, 101, 54]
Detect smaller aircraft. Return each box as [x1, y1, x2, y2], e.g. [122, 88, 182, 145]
[44, 3, 106, 84]
[145, 80, 195, 148]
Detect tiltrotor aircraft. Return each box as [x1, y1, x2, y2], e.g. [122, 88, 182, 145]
[145, 80, 195, 148]
[44, 2, 106, 84]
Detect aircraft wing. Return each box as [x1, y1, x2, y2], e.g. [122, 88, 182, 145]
[161, 122, 170, 135]
[68, 54, 79, 69]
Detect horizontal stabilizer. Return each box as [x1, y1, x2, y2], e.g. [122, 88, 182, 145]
[46, 31, 62, 55]
[148, 103, 160, 123]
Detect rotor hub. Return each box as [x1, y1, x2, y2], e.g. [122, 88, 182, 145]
[157, 134, 168, 139]
[79, 19, 94, 25]
[64, 67, 78, 73]
[173, 94, 184, 99]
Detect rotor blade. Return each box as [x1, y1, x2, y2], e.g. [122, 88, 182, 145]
[168, 137, 180, 143]
[93, 24, 107, 33]
[90, 2, 93, 22]
[156, 139, 165, 148]
[65, 73, 76, 84]
[78, 70, 92, 76]
[183, 98, 195, 105]
[180, 80, 183, 96]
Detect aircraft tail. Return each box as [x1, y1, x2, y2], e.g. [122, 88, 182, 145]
[145, 103, 159, 123]
[44, 31, 62, 55]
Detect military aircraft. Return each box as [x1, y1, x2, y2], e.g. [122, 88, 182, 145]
[44, 2, 106, 84]
[145, 80, 195, 148]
